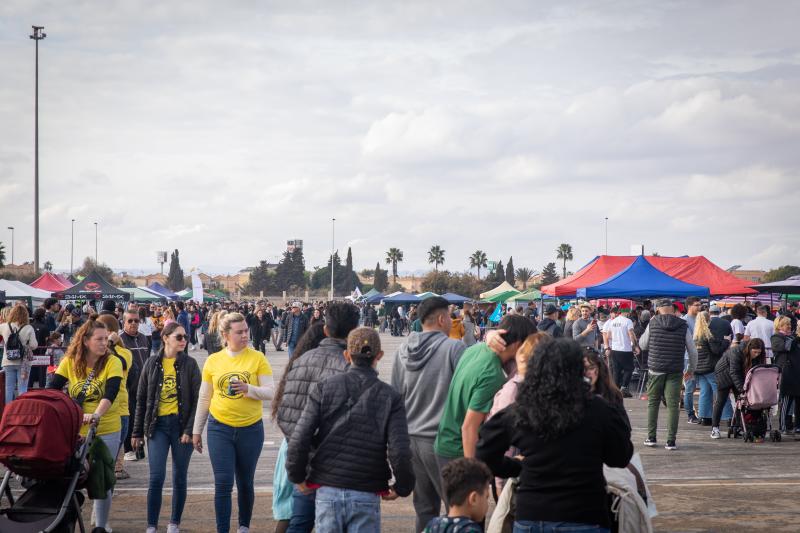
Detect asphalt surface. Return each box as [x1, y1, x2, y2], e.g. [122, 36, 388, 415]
[6, 332, 800, 531]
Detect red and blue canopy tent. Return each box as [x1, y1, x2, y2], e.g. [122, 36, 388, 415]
[543, 255, 756, 298]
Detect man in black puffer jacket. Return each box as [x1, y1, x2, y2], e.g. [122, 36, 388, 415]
[287, 327, 414, 532]
[640, 299, 697, 451]
[276, 301, 361, 533]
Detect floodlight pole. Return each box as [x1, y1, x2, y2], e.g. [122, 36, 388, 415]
[330, 218, 335, 300]
[30, 25, 46, 274]
[7, 227, 14, 264]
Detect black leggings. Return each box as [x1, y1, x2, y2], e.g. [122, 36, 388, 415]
[779, 395, 800, 432]
[610, 351, 634, 389]
[712, 386, 736, 427]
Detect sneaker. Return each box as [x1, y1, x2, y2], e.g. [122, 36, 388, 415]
[620, 388, 633, 398]
[665, 440, 678, 450]
[146, 528, 157, 533]
[643, 438, 657, 447]
[754, 436, 765, 443]
[237, 528, 249, 533]
[167, 524, 180, 533]
[710, 427, 721, 439]
[123, 451, 138, 461]
[688, 414, 700, 424]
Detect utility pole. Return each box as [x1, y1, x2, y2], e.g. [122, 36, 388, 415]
[330, 217, 335, 300]
[6, 227, 14, 265]
[70, 219, 75, 274]
[30, 25, 46, 274]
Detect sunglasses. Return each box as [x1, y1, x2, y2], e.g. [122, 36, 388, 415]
[126, 318, 140, 323]
[173, 334, 188, 341]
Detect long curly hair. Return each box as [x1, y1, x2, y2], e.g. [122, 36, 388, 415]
[514, 337, 590, 441]
[63, 316, 109, 379]
[271, 322, 327, 421]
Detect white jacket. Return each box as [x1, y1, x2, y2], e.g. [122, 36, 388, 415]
[0, 322, 38, 366]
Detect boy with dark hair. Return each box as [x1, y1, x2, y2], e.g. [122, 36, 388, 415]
[424, 458, 491, 532]
[287, 327, 414, 532]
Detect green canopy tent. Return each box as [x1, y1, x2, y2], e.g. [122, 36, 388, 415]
[416, 292, 439, 300]
[177, 289, 220, 302]
[506, 288, 541, 303]
[482, 289, 521, 303]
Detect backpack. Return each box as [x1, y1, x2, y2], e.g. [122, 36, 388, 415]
[0, 389, 83, 479]
[4, 325, 24, 361]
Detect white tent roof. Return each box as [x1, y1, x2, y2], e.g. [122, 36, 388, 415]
[479, 281, 520, 300]
[0, 279, 53, 305]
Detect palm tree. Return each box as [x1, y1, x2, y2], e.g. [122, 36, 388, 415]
[556, 243, 573, 279]
[385, 248, 404, 284]
[43, 261, 53, 271]
[0, 242, 5, 268]
[469, 250, 488, 279]
[428, 245, 445, 272]
[515, 267, 534, 289]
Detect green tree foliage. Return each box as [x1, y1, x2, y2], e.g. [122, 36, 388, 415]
[556, 243, 573, 279]
[373, 262, 389, 292]
[167, 249, 185, 291]
[420, 271, 486, 299]
[77, 256, 116, 283]
[310, 251, 360, 295]
[469, 250, 488, 279]
[540, 262, 559, 286]
[344, 247, 355, 293]
[492, 260, 505, 283]
[515, 267, 533, 289]
[385, 248, 404, 284]
[244, 260, 276, 295]
[428, 245, 445, 272]
[275, 248, 307, 292]
[505, 256, 515, 285]
[763, 265, 800, 283]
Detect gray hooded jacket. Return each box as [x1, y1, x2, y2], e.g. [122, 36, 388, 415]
[391, 331, 466, 439]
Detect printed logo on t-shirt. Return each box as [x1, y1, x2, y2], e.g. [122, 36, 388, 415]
[217, 371, 252, 399]
[161, 375, 178, 404]
[70, 379, 102, 404]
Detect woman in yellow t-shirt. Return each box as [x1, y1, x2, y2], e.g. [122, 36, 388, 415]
[132, 322, 201, 533]
[47, 317, 123, 533]
[192, 312, 274, 533]
[95, 314, 133, 480]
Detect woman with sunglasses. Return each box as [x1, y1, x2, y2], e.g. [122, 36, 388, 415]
[132, 323, 202, 533]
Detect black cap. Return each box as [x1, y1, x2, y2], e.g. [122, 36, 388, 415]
[544, 304, 559, 315]
[655, 298, 673, 309]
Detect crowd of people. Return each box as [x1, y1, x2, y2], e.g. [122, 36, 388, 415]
[0, 293, 799, 532]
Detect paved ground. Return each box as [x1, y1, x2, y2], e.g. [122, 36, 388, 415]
[6, 332, 800, 531]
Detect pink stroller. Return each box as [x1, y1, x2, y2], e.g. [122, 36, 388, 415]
[729, 364, 782, 442]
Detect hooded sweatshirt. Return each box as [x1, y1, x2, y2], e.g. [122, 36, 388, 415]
[391, 331, 466, 439]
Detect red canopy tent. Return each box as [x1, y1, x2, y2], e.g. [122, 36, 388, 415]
[29, 272, 73, 292]
[542, 255, 756, 297]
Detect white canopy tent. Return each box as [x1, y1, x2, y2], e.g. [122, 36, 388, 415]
[0, 279, 53, 308]
[479, 281, 519, 300]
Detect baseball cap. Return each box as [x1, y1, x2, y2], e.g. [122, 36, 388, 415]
[291, 301, 301, 308]
[709, 303, 721, 313]
[655, 298, 673, 309]
[544, 304, 559, 315]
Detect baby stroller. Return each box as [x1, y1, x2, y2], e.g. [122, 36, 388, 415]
[728, 364, 782, 443]
[0, 389, 93, 533]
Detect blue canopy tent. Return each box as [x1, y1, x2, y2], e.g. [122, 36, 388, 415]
[576, 256, 710, 299]
[441, 292, 472, 305]
[147, 282, 179, 301]
[382, 293, 421, 305]
[365, 292, 385, 304]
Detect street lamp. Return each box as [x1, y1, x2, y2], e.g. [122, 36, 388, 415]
[70, 219, 75, 274]
[330, 218, 335, 300]
[6, 227, 14, 265]
[94, 222, 98, 265]
[30, 25, 46, 274]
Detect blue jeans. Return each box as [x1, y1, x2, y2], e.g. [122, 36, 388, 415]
[684, 375, 696, 417]
[118, 416, 129, 456]
[206, 416, 264, 533]
[315, 486, 380, 533]
[514, 521, 609, 533]
[695, 373, 732, 421]
[4, 365, 28, 404]
[146, 415, 194, 528]
[287, 485, 316, 533]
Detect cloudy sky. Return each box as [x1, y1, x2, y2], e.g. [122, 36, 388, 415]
[1, 1, 799, 276]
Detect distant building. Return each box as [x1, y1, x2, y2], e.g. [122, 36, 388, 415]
[0, 262, 36, 276]
[730, 269, 766, 283]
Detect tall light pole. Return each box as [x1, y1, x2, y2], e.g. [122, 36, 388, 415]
[604, 217, 608, 255]
[70, 219, 75, 274]
[330, 217, 335, 300]
[6, 227, 14, 265]
[30, 25, 46, 274]
[94, 222, 98, 265]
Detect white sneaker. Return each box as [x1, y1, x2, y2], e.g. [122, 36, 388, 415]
[124, 451, 138, 461]
[711, 427, 722, 439]
[167, 524, 179, 533]
[237, 527, 249, 533]
[146, 528, 157, 533]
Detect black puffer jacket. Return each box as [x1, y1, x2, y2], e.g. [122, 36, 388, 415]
[695, 335, 730, 375]
[772, 333, 800, 396]
[645, 315, 688, 374]
[537, 318, 563, 338]
[132, 353, 202, 439]
[286, 366, 414, 496]
[715, 345, 765, 393]
[277, 338, 348, 439]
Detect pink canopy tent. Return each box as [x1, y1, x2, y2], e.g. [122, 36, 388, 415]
[29, 272, 73, 292]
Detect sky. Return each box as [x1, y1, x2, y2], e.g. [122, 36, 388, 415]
[1, 0, 799, 276]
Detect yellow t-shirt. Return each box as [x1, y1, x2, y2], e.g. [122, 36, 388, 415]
[109, 346, 132, 416]
[158, 357, 179, 416]
[56, 355, 124, 436]
[202, 347, 272, 428]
